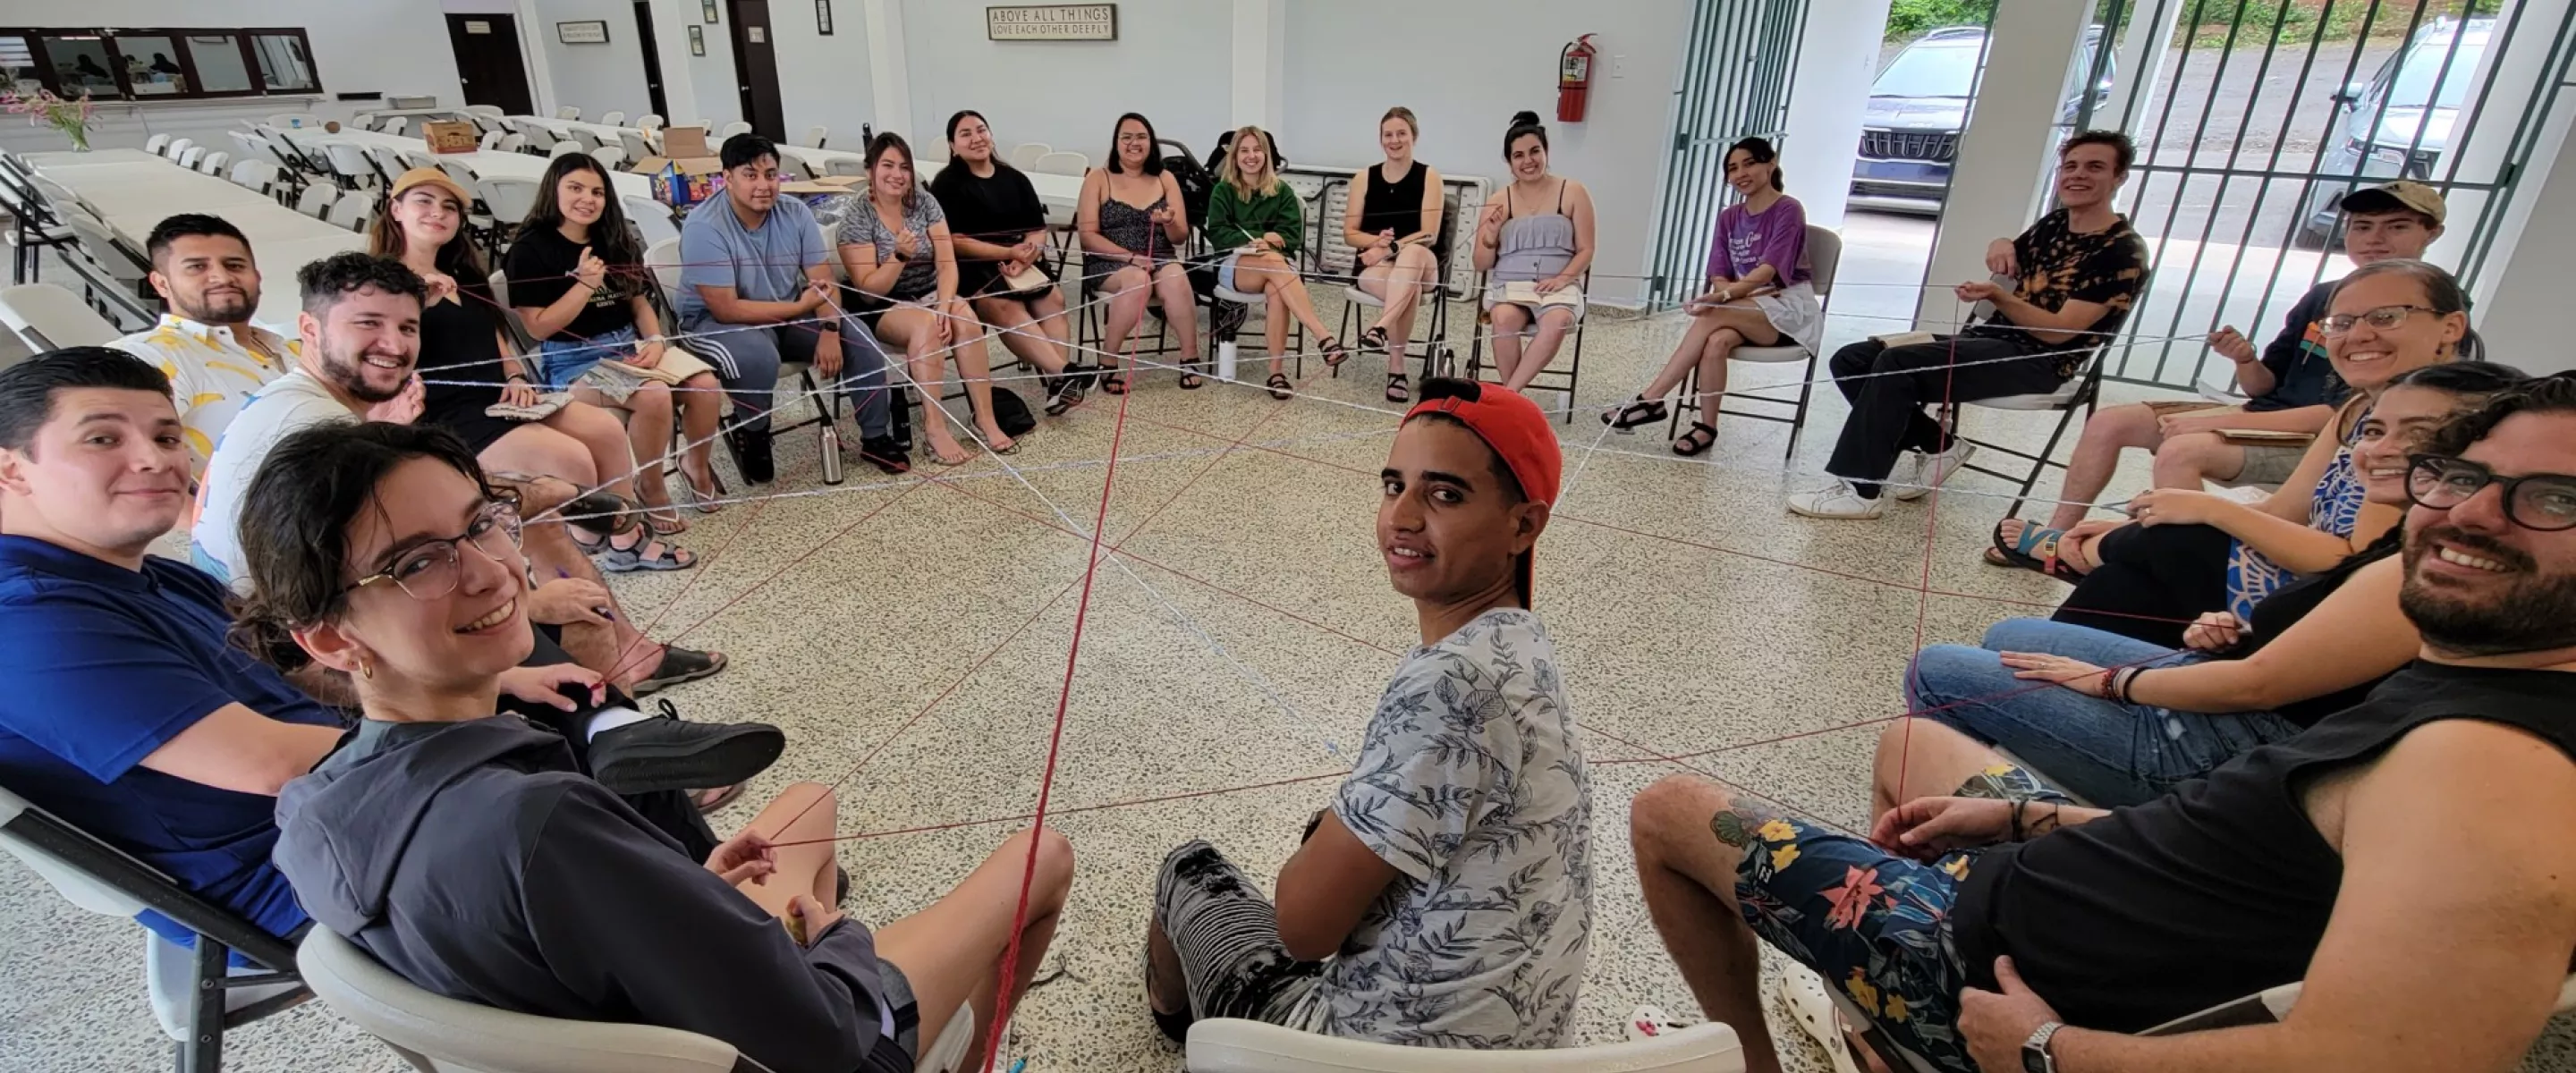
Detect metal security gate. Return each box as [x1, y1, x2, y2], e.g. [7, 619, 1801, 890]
[2068, 0, 2576, 388]
[1645, 0, 1811, 308]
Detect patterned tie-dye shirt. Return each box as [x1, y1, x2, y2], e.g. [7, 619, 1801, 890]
[111, 315, 298, 478]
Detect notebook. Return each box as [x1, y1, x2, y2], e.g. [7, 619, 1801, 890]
[485, 393, 572, 421]
[1501, 280, 1583, 309]
[603, 349, 714, 386]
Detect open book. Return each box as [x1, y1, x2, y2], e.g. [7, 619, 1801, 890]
[1502, 280, 1583, 309]
[999, 263, 1053, 294]
[602, 349, 715, 387]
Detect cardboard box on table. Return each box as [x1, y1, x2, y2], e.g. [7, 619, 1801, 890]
[629, 126, 724, 208]
[421, 121, 479, 155]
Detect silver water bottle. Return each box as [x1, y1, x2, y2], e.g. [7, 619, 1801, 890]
[818, 425, 844, 485]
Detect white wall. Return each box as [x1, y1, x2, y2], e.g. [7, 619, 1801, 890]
[0, 0, 467, 152]
[1281, 0, 1693, 306]
[534, 0, 651, 122]
[899, 0, 1233, 162]
[1778, 0, 1894, 232]
[2469, 87, 2576, 376]
[1911, 0, 2090, 326]
[767, 0, 874, 146]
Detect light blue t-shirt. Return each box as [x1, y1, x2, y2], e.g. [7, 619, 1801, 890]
[674, 194, 826, 325]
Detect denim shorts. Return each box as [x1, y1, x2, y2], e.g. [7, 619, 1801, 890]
[537, 324, 639, 390]
[1216, 252, 1246, 294]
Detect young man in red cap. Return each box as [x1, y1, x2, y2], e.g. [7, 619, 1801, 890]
[1141, 378, 1594, 1049]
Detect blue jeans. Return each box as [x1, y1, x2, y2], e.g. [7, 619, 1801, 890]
[1903, 618, 2304, 807]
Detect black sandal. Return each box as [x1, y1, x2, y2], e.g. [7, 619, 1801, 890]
[1600, 395, 1669, 432]
[1360, 325, 1391, 356]
[1385, 372, 1410, 402]
[1319, 335, 1351, 368]
[1179, 361, 1204, 390]
[1101, 371, 1131, 395]
[1265, 373, 1293, 401]
[1673, 420, 1718, 457]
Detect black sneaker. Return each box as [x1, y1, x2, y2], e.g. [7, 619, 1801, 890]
[858, 435, 911, 475]
[1043, 369, 1087, 416]
[726, 427, 775, 485]
[586, 699, 784, 797]
[1209, 299, 1249, 343]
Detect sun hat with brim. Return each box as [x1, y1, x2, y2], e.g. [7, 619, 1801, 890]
[388, 167, 475, 209]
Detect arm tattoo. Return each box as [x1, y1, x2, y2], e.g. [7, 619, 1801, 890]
[1709, 799, 1788, 849]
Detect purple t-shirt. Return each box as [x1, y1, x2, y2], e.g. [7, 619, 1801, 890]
[1707, 196, 1810, 285]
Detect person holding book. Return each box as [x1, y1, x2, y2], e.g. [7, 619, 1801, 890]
[506, 153, 727, 531]
[1789, 131, 2149, 520]
[930, 109, 1089, 418]
[1601, 137, 1821, 456]
[1343, 106, 1445, 403]
[374, 169, 693, 572]
[1991, 180, 2445, 561]
[837, 132, 1013, 468]
[1473, 112, 1596, 393]
[1207, 124, 1346, 401]
[1143, 378, 1589, 1050]
[242, 419, 1074, 1073]
[1077, 113, 1198, 395]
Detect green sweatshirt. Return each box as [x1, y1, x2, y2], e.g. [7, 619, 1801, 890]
[1208, 180, 1305, 258]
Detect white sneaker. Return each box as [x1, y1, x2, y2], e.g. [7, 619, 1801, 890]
[1777, 963, 1867, 1073]
[1789, 480, 1887, 520]
[1890, 442, 1976, 502]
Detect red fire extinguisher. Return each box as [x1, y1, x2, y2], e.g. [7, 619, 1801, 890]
[1558, 34, 1598, 123]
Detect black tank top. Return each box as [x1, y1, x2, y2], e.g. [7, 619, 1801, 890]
[1358, 162, 1436, 259]
[2238, 530, 2403, 727]
[1955, 661, 2576, 1033]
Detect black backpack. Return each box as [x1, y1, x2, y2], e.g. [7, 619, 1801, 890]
[977, 384, 1038, 438]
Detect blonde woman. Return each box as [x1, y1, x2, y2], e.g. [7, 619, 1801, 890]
[1344, 106, 1445, 402]
[1206, 125, 1344, 399]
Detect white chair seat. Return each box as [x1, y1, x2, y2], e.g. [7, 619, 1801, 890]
[1342, 283, 1385, 308]
[1184, 1018, 1745, 1072]
[1729, 343, 1809, 365]
[1970, 384, 2087, 411]
[1213, 283, 1267, 305]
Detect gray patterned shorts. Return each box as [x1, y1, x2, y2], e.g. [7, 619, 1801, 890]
[1150, 841, 1324, 1036]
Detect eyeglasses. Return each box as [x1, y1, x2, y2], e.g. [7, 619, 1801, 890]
[1116, 132, 1153, 143]
[2405, 454, 2576, 532]
[2318, 304, 2436, 337]
[345, 501, 525, 600]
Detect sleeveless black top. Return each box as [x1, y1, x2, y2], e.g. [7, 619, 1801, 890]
[1955, 661, 2576, 1033]
[1357, 162, 1442, 262]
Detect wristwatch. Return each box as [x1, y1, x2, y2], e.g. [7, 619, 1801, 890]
[2021, 1021, 2064, 1073]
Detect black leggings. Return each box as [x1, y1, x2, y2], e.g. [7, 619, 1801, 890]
[2051, 522, 2234, 648]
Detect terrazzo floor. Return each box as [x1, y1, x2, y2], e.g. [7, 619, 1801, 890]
[5, 283, 2572, 1072]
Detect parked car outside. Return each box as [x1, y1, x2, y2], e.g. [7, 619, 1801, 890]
[1850, 25, 2110, 215]
[2293, 17, 2490, 249]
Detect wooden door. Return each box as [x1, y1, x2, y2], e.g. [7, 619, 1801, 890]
[724, 0, 786, 139]
[445, 13, 535, 116]
[632, 1, 670, 120]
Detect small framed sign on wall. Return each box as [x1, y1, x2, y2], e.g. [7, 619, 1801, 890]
[701, 0, 719, 22]
[816, 0, 835, 35]
[555, 20, 610, 45]
[987, 4, 1117, 42]
[686, 23, 706, 55]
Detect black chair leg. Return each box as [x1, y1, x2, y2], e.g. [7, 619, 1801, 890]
[178, 937, 227, 1073]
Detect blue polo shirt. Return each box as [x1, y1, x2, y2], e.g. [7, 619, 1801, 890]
[0, 536, 343, 947]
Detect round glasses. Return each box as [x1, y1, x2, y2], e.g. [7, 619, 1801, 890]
[2404, 454, 2576, 532]
[345, 502, 526, 601]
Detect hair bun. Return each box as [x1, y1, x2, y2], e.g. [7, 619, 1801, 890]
[1511, 110, 1543, 129]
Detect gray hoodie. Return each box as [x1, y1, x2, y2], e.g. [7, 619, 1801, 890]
[275, 716, 895, 1073]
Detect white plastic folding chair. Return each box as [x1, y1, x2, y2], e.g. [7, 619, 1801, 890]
[479, 129, 507, 151]
[326, 193, 376, 232]
[477, 177, 542, 239]
[0, 283, 122, 351]
[1031, 150, 1089, 177]
[324, 141, 381, 190]
[465, 104, 505, 119]
[625, 196, 681, 248]
[384, 116, 409, 136]
[601, 110, 628, 126]
[638, 114, 665, 135]
[781, 154, 817, 181]
[589, 145, 629, 170]
[196, 149, 231, 176]
[617, 129, 656, 163]
[718, 120, 753, 139]
[804, 124, 829, 148]
[1009, 142, 1051, 171]
[295, 182, 339, 220]
[825, 156, 867, 178]
[143, 133, 171, 156]
[163, 136, 196, 161]
[556, 106, 581, 121]
[0, 784, 309, 1073]
[365, 145, 409, 185]
[499, 132, 530, 154]
[1186, 1019, 1745, 1072]
[551, 140, 584, 159]
[175, 145, 206, 171]
[228, 159, 280, 198]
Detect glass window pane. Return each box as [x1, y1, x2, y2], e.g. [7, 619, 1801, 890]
[186, 35, 251, 93]
[252, 34, 314, 93]
[2, 35, 42, 96]
[42, 36, 120, 98]
[114, 35, 191, 96]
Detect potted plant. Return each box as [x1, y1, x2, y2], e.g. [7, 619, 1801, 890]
[3, 87, 97, 152]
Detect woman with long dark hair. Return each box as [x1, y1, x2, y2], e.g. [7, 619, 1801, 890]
[838, 131, 1013, 466]
[506, 153, 727, 528]
[372, 169, 694, 571]
[1076, 112, 1197, 393]
[1603, 137, 1822, 455]
[1471, 111, 1595, 392]
[242, 421, 1073, 1073]
[931, 109, 1089, 417]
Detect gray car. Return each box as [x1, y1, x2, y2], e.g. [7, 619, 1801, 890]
[2292, 17, 2488, 249]
[1850, 26, 2109, 214]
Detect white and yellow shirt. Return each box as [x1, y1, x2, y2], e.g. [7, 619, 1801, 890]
[110, 315, 299, 477]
